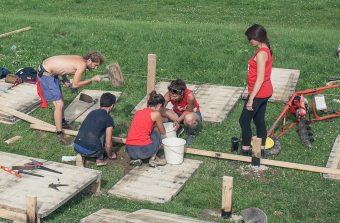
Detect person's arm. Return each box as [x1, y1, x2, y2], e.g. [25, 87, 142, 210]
[163, 92, 170, 108]
[104, 126, 113, 158]
[71, 65, 101, 88]
[176, 93, 195, 123]
[246, 51, 267, 111]
[152, 111, 166, 135]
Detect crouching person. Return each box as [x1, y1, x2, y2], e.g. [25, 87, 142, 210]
[74, 93, 117, 166]
[126, 91, 167, 167]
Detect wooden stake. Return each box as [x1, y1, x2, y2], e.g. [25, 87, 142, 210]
[0, 26, 32, 38]
[5, 136, 22, 144]
[26, 195, 37, 223]
[90, 174, 102, 194]
[185, 148, 340, 176]
[30, 123, 126, 144]
[147, 54, 156, 94]
[252, 137, 262, 158]
[221, 176, 233, 218]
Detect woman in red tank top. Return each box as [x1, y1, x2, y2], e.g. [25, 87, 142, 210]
[239, 24, 273, 156]
[126, 91, 167, 167]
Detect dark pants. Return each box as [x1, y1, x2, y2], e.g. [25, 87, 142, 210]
[239, 97, 270, 146]
[126, 130, 161, 160]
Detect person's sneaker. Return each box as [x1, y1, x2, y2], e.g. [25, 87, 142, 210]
[57, 134, 73, 146]
[96, 159, 107, 166]
[149, 157, 167, 167]
[62, 120, 72, 129]
[176, 126, 185, 137]
[129, 159, 142, 167]
[186, 134, 196, 145]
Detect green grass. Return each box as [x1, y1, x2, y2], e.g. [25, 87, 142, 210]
[0, 1, 339, 222]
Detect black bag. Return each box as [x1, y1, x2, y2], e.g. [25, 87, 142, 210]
[15, 67, 37, 83]
[0, 67, 11, 79]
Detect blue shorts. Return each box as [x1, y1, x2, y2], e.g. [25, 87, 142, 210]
[74, 143, 104, 160]
[126, 130, 161, 160]
[39, 74, 63, 101]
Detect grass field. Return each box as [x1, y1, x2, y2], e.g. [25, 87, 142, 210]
[0, 1, 339, 222]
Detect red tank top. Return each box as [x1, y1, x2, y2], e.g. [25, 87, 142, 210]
[126, 108, 154, 146]
[247, 48, 273, 98]
[170, 89, 200, 114]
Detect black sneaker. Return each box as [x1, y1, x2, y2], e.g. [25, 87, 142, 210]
[129, 159, 142, 167]
[176, 126, 185, 137]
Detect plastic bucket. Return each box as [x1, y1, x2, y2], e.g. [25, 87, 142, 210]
[163, 122, 177, 138]
[162, 138, 186, 165]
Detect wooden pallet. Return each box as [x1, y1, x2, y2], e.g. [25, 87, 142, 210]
[64, 89, 122, 124]
[242, 67, 300, 102]
[0, 80, 40, 124]
[80, 208, 216, 223]
[132, 82, 243, 123]
[324, 135, 340, 181]
[108, 159, 203, 203]
[0, 152, 101, 222]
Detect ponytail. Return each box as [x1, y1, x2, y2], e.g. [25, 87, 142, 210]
[147, 90, 165, 107]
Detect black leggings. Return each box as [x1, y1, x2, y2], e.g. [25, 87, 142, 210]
[239, 97, 270, 146]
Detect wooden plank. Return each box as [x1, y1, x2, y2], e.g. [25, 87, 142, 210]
[108, 159, 203, 203]
[80, 209, 129, 223]
[324, 135, 340, 181]
[30, 123, 126, 144]
[0, 152, 101, 220]
[0, 204, 26, 222]
[0, 26, 32, 38]
[147, 54, 156, 94]
[126, 209, 214, 223]
[185, 148, 340, 175]
[64, 89, 122, 123]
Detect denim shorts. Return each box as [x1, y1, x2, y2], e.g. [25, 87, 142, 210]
[39, 74, 63, 101]
[126, 130, 161, 160]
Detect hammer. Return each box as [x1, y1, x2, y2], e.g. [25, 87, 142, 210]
[99, 63, 124, 87]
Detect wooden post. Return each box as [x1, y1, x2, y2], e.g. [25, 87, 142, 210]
[221, 176, 233, 218]
[26, 195, 37, 223]
[252, 137, 262, 166]
[147, 54, 156, 94]
[90, 174, 102, 194]
[0, 26, 32, 38]
[5, 136, 22, 144]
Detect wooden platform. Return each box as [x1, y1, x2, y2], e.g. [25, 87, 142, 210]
[242, 67, 300, 102]
[80, 208, 216, 223]
[132, 82, 243, 123]
[108, 159, 203, 203]
[0, 152, 101, 222]
[324, 135, 340, 181]
[64, 89, 122, 124]
[0, 80, 40, 124]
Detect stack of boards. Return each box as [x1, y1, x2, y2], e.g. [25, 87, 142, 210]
[0, 80, 40, 124]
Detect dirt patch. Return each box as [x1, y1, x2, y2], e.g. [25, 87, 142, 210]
[234, 163, 270, 182]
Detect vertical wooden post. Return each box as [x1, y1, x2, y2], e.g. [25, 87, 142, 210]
[75, 154, 84, 167]
[251, 137, 262, 166]
[90, 174, 102, 194]
[26, 195, 37, 223]
[221, 176, 233, 218]
[147, 54, 156, 95]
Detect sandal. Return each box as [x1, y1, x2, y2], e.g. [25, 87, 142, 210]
[96, 159, 108, 166]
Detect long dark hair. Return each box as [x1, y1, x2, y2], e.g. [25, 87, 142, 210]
[245, 24, 272, 55]
[147, 90, 165, 107]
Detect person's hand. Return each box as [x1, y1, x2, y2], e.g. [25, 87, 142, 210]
[91, 75, 101, 82]
[246, 99, 254, 111]
[173, 120, 180, 129]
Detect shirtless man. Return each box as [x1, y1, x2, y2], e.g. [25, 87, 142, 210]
[36, 52, 104, 145]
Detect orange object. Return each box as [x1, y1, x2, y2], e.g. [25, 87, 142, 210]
[0, 165, 21, 178]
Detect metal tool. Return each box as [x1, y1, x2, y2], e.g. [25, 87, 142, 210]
[12, 159, 62, 174]
[48, 183, 69, 190]
[1, 165, 44, 178]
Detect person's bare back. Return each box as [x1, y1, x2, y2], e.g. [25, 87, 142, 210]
[42, 55, 86, 76]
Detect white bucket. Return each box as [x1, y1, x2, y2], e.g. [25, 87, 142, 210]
[162, 137, 186, 165]
[163, 122, 177, 138]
